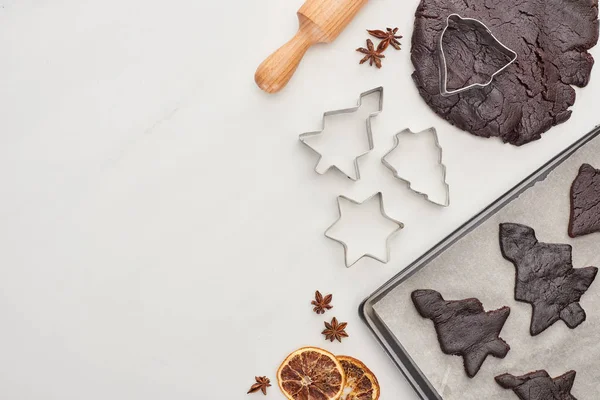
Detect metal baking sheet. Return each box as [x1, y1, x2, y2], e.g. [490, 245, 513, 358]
[360, 126, 600, 400]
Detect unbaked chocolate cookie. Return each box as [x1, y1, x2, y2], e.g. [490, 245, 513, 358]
[412, 0, 599, 145]
[569, 163, 600, 237]
[496, 370, 578, 400]
[499, 223, 598, 335]
[411, 289, 510, 378]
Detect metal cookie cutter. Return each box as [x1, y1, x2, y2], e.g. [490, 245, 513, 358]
[299, 86, 384, 181]
[438, 14, 517, 96]
[325, 192, 404, 268]
[381, 127, 450, 207]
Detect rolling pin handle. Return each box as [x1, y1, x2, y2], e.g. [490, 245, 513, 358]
[254, 20, 317, 94]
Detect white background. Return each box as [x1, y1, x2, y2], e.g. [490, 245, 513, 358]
[0, 0, 598, 399]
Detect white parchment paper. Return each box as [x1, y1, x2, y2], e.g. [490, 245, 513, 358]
[373, 134, 600, 400]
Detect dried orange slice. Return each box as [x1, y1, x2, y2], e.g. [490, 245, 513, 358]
[337, 356, 380, 400]
[277, 346, 346, 400]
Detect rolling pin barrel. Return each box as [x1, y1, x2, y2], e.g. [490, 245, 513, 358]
[255, 0, 369, 93]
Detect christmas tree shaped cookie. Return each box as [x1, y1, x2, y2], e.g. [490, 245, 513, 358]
[411, 289, 510, 377]
[496, 370, 578, 400]
[569, 163, 600, 238]
[499, 223, 598, 335]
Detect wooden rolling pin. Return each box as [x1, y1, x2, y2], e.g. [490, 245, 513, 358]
[255, 0, 369, 94]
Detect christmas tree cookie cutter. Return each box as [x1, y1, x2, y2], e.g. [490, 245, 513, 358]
[438, 14, 517, 97]
[381, 127, 450, 207]
[325, 192, 404, 268]
[299, 86, 384, 181]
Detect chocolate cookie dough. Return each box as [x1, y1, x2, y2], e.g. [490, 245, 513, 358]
[569, 163, 600, 237]
[412, 0, 599, 145]
[499, 223, 598, 335]
[411, 289, 510, 378]
[496, 370, 578, 400]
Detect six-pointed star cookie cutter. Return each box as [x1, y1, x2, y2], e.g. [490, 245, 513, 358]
[299, 86, 384, 181]
[381, 127, 450, 207]
[325, 192, 404, 268]
[438, 14, 518, 97]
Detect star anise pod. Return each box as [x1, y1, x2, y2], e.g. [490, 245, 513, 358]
[247, 376, 271, 395]
[322, 317, 349, 342]
[368, 27, 403, 51]
[311, 290, 333, 314]
[356, 39, 385, 68]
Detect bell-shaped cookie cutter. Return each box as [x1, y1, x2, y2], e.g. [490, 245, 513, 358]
[438, 14, 517, 97]
[325, 192, 404, 268]
[299, 87, 384, 181]
[381, 127, 450, 207]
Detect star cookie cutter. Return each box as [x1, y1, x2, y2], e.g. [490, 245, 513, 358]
[299, 87, 384, 181]
[381, 127, 450, 207]
[325, 192, 404, 268]
[438, 14, 517, 97]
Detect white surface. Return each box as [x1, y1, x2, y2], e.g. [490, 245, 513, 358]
[0, 1, 598, 399]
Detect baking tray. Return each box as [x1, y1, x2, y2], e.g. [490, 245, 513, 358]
[360, 125, 600, 400]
